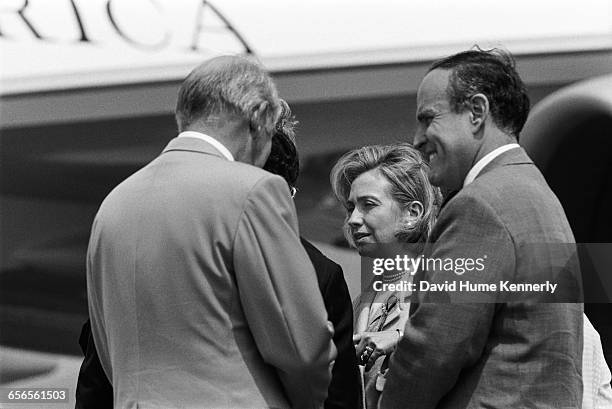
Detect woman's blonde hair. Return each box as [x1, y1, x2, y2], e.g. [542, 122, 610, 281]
[330, 143, 441, 248]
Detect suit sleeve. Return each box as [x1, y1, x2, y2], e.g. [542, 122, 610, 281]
[380, 194, 514, 409]
[233, 174, 336, 409]
[322, 262, 360, 409]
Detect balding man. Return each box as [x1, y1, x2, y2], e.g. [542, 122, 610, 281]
[381, 48, 583, 409]
[85, 56, 335, 409]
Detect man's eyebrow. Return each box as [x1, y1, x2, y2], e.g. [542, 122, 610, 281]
[416, 108, 436, 121]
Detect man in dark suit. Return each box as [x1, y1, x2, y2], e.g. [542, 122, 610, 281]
[263, 104, 360, 409]
[76, 99, 359, 409]
[380, 49, 583, 408]
[84, 56, 335, 408]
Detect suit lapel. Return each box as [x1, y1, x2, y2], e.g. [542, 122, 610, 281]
[440, 190, 459, 210]
[380, 300, 403, 329]
[366, 306, 384, 332]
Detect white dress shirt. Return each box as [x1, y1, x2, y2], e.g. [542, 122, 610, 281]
[463, 143, 519, 187]
[583, 316, 612, 409]
[178, 131, 234, 161]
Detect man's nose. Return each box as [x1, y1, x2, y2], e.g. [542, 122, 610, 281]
[413, 131, 426, 150]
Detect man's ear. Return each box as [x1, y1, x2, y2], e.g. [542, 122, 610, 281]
[249, 120, 263, 138]
[468, 93, 489, 133]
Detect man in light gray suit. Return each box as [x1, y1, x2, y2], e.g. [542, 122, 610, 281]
[86, 55, 335, 409]
[380, 49, 583, 408]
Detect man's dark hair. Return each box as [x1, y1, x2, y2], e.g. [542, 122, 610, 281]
[429, 47, 530, 139]
[263, 99, 299, 189]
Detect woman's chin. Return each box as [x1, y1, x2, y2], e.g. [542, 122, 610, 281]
[356, 243, 382, 259]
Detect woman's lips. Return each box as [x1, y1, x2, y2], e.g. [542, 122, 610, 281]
[353, 233, 370, 243]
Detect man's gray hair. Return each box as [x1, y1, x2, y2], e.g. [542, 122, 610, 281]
[175, 55, 281, 135]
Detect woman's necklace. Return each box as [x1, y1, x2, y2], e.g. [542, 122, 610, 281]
[382, 270, 406, 283]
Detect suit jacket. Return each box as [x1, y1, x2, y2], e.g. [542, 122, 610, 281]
[300, 239, 360, 409]
[380, 147, 583, 409]
[86, 136, 335, 409]
[77, 238, 358, 409]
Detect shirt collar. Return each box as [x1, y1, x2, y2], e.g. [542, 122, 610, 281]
[463, 143, 519, 187]
[177, 131, 234, 162]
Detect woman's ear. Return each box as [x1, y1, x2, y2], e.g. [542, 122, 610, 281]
[404, 200, 424, 225]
